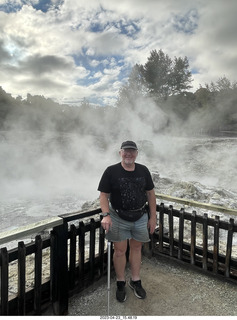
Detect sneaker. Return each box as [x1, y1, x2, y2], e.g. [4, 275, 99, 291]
[116, 281, 127, 302]
[128, 279, 146, 299]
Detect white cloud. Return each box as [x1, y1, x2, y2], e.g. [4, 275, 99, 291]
[0, 0, 237, 105]
[92, 71, 103, 79]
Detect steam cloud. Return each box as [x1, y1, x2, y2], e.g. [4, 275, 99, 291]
[0, 95, 237, 232]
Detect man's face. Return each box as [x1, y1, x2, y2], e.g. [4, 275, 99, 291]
[120, 148, 138, 165]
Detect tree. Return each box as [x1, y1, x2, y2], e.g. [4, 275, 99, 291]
[116, 64, 146, 109]
[170, 56, 193, 94]
[201, 76, 237, 96]
[142, 49, 193, 100]
[142, 49, 173, 100]
[117, 49, 193, 107]
[194, 87, 213, 108]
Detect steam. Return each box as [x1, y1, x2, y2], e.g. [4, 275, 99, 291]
[0, 132, 115, 201]
[0, 94, 237, 212]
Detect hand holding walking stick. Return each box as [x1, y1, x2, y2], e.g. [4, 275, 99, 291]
[100, 218, 112, 316]
[107, 241, 111, 316]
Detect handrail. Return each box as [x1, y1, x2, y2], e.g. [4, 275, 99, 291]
[156, 193, 237, 217]
[1, 194, 237, 247]
[0, 208, 102, 248]
[0, 216, 63, 246]
[59, 207, 102, 222]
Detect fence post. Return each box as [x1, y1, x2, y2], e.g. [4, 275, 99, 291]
[225, 218, 234, 277]
[69, 224, 77, 290]
[213, 216, 220, 274]
[190, 211, 196, 265]
[18, 241, 26, 315]
[34, 235, 42, 315]
[168, 205, 174, 257]
[0, 247, 9, 315]
[89, 219, 96, 281]
[202, 213, 208, 270]
[159, 203, 164, 252]
[78, 221, 85, 288]
[51, 221, 68, 315]
[178, 208, 184, 260]
[99, 216, 105, 276]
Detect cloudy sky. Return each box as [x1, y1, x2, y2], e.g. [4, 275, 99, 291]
[0, 0, 236, 106]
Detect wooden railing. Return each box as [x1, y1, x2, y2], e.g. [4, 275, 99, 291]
[156, 193, 237, 216]
[153, 202, 237, 281]
[0, 208, 107, 316]
[1, 196, 237, 315]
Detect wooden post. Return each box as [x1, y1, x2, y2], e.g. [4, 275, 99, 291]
[89, 219, 96, 281]
[213, 216, 220, 274]
[99, 216, 105, 276]
[0, 247, 9, 315]
[168, 205, 174, 257]
[190, 211, 196, 265]
[178, 208, 184, 260]
[34, 235, 42, 315]
[50, 229, 57, 312]
[159, 203, 164, 252]
[78, 221, 85, 288]
[51, 222, 68, 315]
[18, 241, 26, 315]
[69, 224, 77, 290]
[202, 213, 208, 270]
[225, 218, 234, 277]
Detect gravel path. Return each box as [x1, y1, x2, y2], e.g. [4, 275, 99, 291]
[54, 254, 237, 317]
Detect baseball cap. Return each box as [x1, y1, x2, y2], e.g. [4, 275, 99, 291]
[121, 141, 138, 150]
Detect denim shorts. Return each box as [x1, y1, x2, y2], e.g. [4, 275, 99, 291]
[105, 206, 150, 243]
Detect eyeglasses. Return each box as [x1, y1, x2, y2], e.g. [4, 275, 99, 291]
[121, 148, 137, 154]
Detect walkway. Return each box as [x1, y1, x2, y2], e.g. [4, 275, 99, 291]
[45, 254, 237, 317]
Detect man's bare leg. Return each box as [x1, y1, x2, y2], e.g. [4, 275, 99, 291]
[129, 238, 142, 281]
[113, 240, 127, 281]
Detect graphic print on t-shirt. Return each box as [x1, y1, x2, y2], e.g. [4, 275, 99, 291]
[118, 177, 147, 210]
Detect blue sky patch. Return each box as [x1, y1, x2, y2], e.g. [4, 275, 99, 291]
[172, 9, 199, 34]
[89, 16, 140, 38]
[32, 0, 54, 12]
[0, 0, 62, 13]
[191, 68, 200, 75]
[0, 1, 21, 13]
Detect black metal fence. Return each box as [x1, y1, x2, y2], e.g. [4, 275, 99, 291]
[1, 202, 237, 316]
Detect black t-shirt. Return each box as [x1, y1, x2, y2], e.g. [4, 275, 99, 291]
[98, 162, 154, 210]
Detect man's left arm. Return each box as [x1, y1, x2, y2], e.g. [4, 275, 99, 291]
[146, 189, 157, 234]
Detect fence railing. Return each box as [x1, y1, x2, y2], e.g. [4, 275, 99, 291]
[156, 193, 237, 216]
[1, 196, 237, 315]
[153, 202, 237, 281]
[0, 208, 106, 315]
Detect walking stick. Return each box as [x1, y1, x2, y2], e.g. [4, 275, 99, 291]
[107, 241, 111, 316]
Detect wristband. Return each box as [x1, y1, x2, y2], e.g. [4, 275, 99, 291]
[102, 212, 110, 217]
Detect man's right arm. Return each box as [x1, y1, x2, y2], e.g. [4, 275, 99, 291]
[100, 192, 112, 233]
[100, 192, 110, 213]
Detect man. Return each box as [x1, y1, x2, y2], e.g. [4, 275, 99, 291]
[98, 140, 157, 302]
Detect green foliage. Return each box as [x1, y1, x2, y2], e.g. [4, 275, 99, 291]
[117, 49, 193, 104]
[171, 56, 193, 94]
[1, 47, 237, 136]
[116, 64, 146, 109]
[116, 49, 237, 135]
[0, 87, 90, 132]
[204, 76, 237, 92]
[142, 49, 173, 99]
[0, 87, 120, 136]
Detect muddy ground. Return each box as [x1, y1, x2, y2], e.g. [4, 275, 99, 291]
[45, 254, 237, 317]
